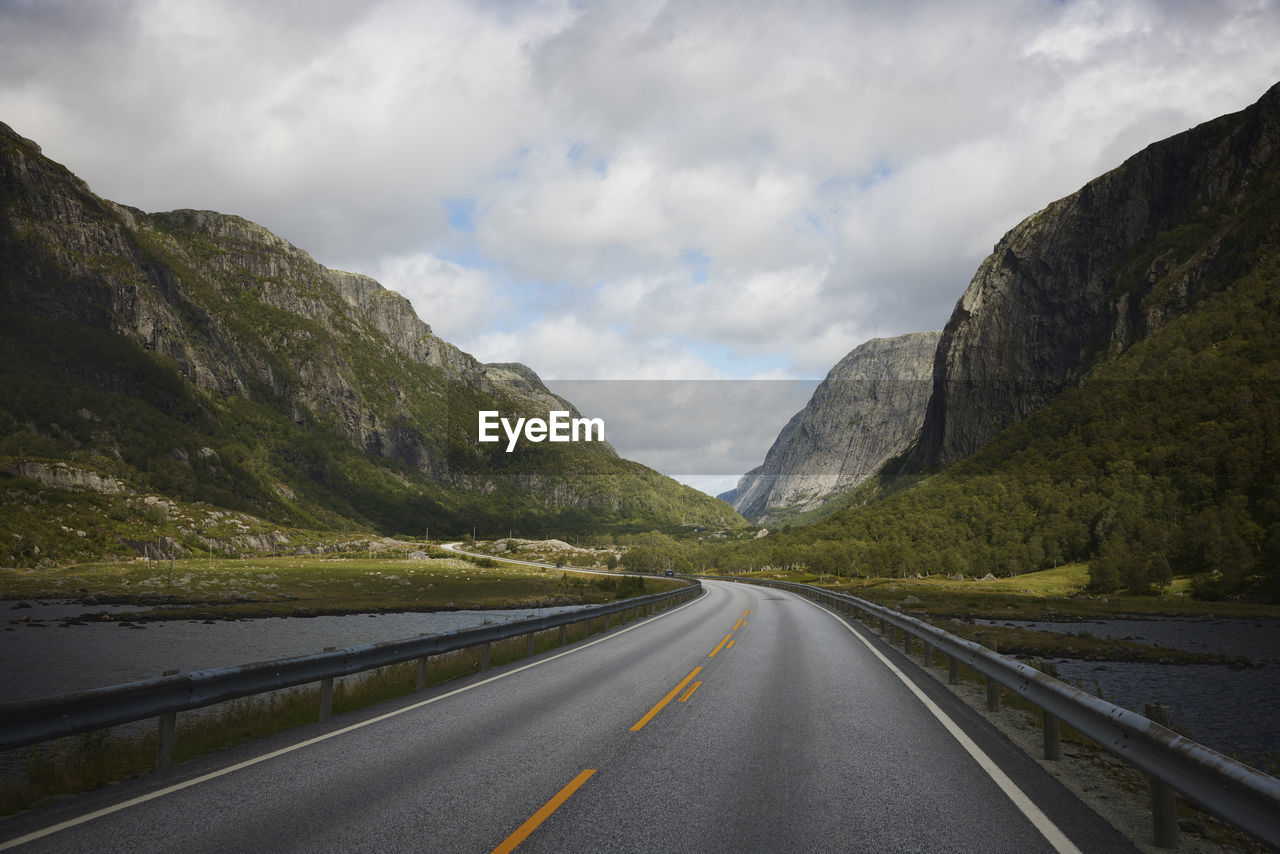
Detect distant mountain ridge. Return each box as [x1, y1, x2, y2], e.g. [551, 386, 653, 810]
[0, 121, 739, 564]
[727, 331, 939, 522]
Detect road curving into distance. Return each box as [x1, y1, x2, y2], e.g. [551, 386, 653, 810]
[0, 578, 1142, 853]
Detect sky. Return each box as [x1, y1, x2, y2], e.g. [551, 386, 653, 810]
[3, 0, 1280, 496]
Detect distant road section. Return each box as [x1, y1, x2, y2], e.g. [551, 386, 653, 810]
[440, 541, 622, 576]
[1, 580, 1142, 853]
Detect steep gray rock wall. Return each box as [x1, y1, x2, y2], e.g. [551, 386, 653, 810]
[731, 331, 940, 521]
[0, 123, 570, 478]
[912, 81, 1280, 469]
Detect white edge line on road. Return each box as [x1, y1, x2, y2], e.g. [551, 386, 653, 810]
[797, 594, 1084, 854]
[0, 589, 709, 851]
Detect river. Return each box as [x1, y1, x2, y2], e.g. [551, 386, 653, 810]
[1, 600, 595, 704]
[973, 616, 1280, 767]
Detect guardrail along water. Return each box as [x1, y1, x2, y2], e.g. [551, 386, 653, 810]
[0, 581, 702, 760]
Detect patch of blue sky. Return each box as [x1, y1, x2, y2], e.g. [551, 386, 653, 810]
[566, 139, 608, 175]
[854, 159, 897, 190]
[444, 198, 476, 232]
[680, 338, 801, 380]
[679, 247, 711, 284]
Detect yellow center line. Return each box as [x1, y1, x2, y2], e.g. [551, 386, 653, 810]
[677, 681, 702, 703]
[490, 768, 596, 854]
[732, 619, 743, 631]
[727, 639, 735, 649]
[630, 666, 703, 732]
[708, 632, 733, 658]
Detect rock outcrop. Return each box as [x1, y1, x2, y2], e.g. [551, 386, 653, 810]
[911, 81, 1280, 469]
[731, 331, 940, 522]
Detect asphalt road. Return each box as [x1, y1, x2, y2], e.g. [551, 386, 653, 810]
[0, 580, 1142, 853]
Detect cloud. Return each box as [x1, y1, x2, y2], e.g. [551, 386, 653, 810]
[4, 0, 1280, 490]
[370, 253, 508, 344]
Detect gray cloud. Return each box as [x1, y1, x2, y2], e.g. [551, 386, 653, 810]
[3, 0, 1279, 490]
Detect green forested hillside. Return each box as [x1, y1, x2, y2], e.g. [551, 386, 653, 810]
[705, 248, 1279, 599]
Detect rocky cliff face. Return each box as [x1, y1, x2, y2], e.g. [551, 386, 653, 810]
[912, 81, 1280, 469]
[730, 331, 940, 522]
[0, 127, 493, 470]
[0, 120, 738, 542]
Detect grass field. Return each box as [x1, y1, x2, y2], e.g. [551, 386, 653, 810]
[0, 553, 679, 620]
[723, 563, 1277, 665]
[735, 563, 1280, 620]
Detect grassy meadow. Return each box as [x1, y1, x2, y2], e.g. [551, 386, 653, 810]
[0, 551, 679, 620]
[727, 563, 1278, 664]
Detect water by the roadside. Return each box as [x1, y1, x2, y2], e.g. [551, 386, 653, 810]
[970, 616, 1280, 766]
[0, 600, 595, 704]
[972, 616, 1280, 663]
[1050, 659, 1279, 767]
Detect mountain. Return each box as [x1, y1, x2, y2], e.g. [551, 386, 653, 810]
[0, 121, 741, 565]
[725, 80, 1280, 598]
[727, 332, 940, 523]
[911, 81, 1280, 470]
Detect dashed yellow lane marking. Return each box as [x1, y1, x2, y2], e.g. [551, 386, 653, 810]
[708, 632, 733, 658]
[631, 667, 703, 732]
[490, 768, 596, 854]
[677, 681, 703, 703]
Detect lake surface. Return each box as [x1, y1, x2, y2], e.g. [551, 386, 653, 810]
[6, 603, 1276, 769]
[973, 617, 1280, 766]
[0, 600, 595, 704]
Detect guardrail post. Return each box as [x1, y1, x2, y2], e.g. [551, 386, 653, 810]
[948, 655, 960, 685]
[1146, 703, 1181, 848]
[921, 641, 932, 668]
[319, 648, 336, 722]
[604, 613, 610, 631]
[582, 619, 591, 639]
[480, 642, 491, 671]
[1043, 710, 1061, 760]
[526, 632, 535, 658]
[985, 641, 1001, 711]
[559, 625, 567, 647]
[416, 656, 429, 692]
[888, 625, 897, 644]
[903, 632, 912, 656]
[156, 669, 179, 770]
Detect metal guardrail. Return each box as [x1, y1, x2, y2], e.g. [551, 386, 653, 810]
[724, 576, 1280, 850]
[0, 581, 701, 756]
